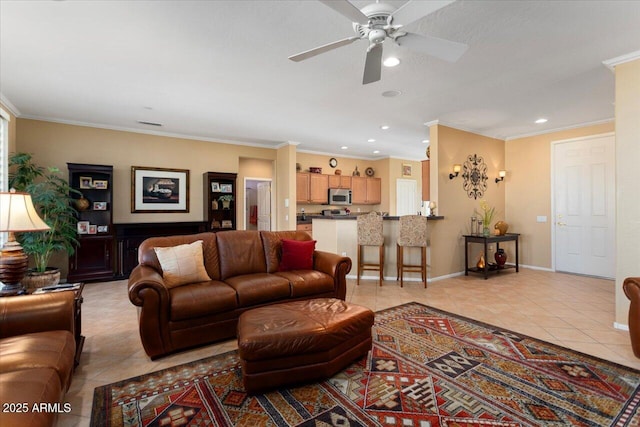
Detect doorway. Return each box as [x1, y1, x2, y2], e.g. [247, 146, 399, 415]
[552, 133, 615, 278]
[396, 179, 418, 216]
[245, 178, 272, 231]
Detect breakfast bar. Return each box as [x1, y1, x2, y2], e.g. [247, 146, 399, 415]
[311, 214, 443, 283]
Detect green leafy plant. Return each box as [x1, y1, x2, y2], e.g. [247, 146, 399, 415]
[475, 200, 497, 228]
[218, 195, 234, 202]
[9, 152, 81, 272]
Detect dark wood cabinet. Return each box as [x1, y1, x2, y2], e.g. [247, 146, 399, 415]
[114, 222, 207, 279]
[67, 163, 114, 282]
[204, 172, 237, 231]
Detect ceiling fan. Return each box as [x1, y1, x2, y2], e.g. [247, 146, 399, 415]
[289, 0, 468, 85]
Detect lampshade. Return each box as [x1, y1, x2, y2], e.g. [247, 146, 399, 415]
[0, 190, 51, 232]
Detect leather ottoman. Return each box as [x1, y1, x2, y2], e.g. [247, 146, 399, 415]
[237, 298, 374, 394]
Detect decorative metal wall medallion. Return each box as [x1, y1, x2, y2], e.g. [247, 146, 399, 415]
[462, 154, 488, 199]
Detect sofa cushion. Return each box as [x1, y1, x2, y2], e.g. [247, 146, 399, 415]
[139, 233, 220, 280]
[261, 231, 313, 273]
[0, 330, 75, 392]
[170, 281, 238, 321]
[224, 273, 290, 307]
[154, 240, 212, 288]
[275, 270, 335, 297]
[217, 231, 267, 279]
[279, 239, 316, 271]
[0, 368, 62, 427]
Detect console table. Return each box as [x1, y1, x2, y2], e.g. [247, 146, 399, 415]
[464, 233, 519, 279]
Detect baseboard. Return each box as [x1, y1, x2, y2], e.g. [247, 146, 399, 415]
[347, 271, 464, 283]
[520, 264, 554, 272]
[614, 322, 629, 331]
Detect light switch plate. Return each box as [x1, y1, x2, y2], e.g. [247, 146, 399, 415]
[537, 215, 547, 223]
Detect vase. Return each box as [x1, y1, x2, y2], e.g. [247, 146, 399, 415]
[483, 226, 490, 237]
[494, 220, 509, 235]
[212, 200, 219, 210]
[75, 197, 90, 211]
[494, 248, 507, 267]
[221, 200, 231, 209]
[476, 253, 485, 269]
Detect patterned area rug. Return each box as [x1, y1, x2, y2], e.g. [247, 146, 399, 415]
[91, 302, 640, 426]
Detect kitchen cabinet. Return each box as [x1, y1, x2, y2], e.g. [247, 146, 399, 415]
[328, 174, 352, 189]
[351, 177, 381, 205]
[296, 173, 328, 204]
[296, 223, 313, 237]
[422, 160, 430, 201]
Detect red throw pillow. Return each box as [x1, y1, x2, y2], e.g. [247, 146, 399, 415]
[279, 239, 316, 271]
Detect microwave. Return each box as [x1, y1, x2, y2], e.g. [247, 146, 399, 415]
[328, 188, 352, 205]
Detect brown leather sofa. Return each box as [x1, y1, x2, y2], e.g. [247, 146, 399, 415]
[128, 230, 352, 359]
[0, 292, 76, 427]
[623, 277, 640, 357]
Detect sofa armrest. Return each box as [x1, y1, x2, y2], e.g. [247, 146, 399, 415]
[623, 277, 640, 358]
[313, 250, 352, 300]
[0, 291, 75, 339]
[128, 264, 173, 359]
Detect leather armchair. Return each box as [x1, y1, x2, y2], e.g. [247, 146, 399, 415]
[623, 277, 640, 358]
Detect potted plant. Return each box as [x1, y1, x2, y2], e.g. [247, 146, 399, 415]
[218, 194, 234, 209]
[8, 152, 81, 287]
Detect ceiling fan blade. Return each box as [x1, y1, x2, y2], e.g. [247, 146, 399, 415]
[289, 36, 360, 62]
[390, 0, 455, 27]
[363, 44, 383, 85]
[395, 32, 468, 62]
[319, 0, 369, 25]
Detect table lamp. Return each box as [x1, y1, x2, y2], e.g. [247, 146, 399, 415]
[0, 189, 50, 294]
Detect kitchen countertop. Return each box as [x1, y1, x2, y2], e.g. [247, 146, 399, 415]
[296, 215, 444, 224]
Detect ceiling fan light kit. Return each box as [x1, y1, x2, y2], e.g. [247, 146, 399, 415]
[289, 0, 468, 85]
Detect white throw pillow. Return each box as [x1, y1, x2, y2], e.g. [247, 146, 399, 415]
[154, 240, 211, 288]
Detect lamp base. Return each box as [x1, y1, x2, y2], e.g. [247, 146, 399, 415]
[0, 245, 29, 295]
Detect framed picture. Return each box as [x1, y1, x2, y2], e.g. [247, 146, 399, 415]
[97, 225, 109, 233]
[79, 177, 93, 189]
[77, 221, 89, 234]
[211, 182, 220, 192]
[220, 183, 232, 193]
[88, 224, 97, 235]
[131, 166, 190, 213]
[402, 163, 412, 177]
[93, 201, 107, 210]
[93, 180, 108, 189]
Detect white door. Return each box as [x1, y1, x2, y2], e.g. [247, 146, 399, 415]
[257, 181, 271, 231]
[553, 133, 615, 278]
[396, 179, 418, 216]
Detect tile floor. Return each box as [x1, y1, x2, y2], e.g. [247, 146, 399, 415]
[58, 269, 640, 426]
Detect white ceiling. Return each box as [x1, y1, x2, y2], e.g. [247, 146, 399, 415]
[1, 1, 639, 160]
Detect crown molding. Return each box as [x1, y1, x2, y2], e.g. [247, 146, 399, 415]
[603, 50, 640, 71]
[0, 93, 20, 117]
[505, 118, 614, 141]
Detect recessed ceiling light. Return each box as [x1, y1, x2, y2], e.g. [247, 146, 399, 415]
[383, 57, 400, 67]
[368, 139, 376, 142]
[380, 125, 390, 130]
[341, 146, 348, 150]
[535, 118, 548, 124]
[422, 139, 429, 144]
[373, 150, 380, 154]
[381, 90, 402, 97]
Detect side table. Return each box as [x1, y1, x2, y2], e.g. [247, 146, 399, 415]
[464, 234, 519, 279]
[32, 283, 85, 367]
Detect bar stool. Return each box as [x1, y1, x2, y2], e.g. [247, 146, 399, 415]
[357, 212, 384, 286]
[396, 215, 428, 288]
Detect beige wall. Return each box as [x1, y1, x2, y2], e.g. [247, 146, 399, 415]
[614, 58, 640, 326]
[506, 122, 615, 269]
[430, 125, 505, 278]
[15, 119, 277, 225]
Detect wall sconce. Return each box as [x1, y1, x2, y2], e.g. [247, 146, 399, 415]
[449, 164, 461, 180]
[495, 170, 506, 183]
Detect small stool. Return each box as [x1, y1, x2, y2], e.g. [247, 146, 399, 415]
[237, 298, 374, 394]
[357, 211, 385, 286]
[396, 215, 428, 288]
